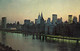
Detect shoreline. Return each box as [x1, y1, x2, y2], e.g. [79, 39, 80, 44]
[0, 42, 20, 51]
[0, 30, 80, 43]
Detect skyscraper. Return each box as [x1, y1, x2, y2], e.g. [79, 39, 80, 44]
[40, 13, 44, 24]
[35, 19, 38, 24]
[24, 19, 30, 25]
[37, 12, 44, 24]
[41, 12, 43, 18]
[47, 18, 51, 24]
[73, 16, 77, 24]
[68, 15, 73, 24]
[37, 14, 41, 24]
[57, 17, 62, 24]
[1, 17, 7, 29]
[52, 14, 57, 24]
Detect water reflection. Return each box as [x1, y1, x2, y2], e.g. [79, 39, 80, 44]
[57, 42, 69, 51]
[0, 31, 80, 51]
[1, 31, 6, 44]
[70, 43, 80, 51]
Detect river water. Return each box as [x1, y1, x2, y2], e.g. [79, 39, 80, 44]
[0, 31, 80, 51]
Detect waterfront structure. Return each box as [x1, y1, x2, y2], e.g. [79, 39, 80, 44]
[6, 23, 17, 30]
[73, 16, 77, 24]
[68, 15, 73, 24]
[45, 17, 54, 34]
[52, 14, 57, 25]
[45, 23, 54, 34]
[1, 17, 7, 29]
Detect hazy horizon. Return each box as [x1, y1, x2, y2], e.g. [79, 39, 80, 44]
[0, 0, 80, 24]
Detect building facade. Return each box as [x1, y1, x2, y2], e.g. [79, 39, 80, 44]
[52, 14, 57, 25]
[47, 18, 51, 24]
[57, 17, 62, 24]
[1, 17, 7, 29]
[68, 15, 73, 24]
[73, 16, 77, 24]
[24, 19, 30, 25]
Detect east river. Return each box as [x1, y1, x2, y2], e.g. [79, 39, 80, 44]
[0, 31, 80, 51]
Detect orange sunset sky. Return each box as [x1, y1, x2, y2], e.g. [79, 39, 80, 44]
[0, 0, 80, 24]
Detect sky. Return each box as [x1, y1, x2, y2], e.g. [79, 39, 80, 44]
[0, 0, 80, 24]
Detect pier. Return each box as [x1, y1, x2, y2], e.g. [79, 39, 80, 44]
[32, 33, 80, 43]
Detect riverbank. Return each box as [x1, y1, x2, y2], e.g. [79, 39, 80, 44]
[0, 42, 20, 51]
[0, 29, 80, 43]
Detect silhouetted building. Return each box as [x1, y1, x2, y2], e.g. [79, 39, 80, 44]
[16, 21, 22, 30]
[35, 19, 38, 24]
[30, 21, 34, 25]
[24, 19, 30, 25]
[57, 17, 62, 24]
[44, 20, 46, 24]
[39, 13, 45, 33]
[7, 22, 17, 30]
[17, 21, 20, 25]
[47, 18, 51, 24]
[37, 13, 41, 24]
[68, 15, 73, 24]
[1, 17, 7, 29]
[40, 13, 45, 24]
[73, 16, 77, 24]
[52, 14, 57, 25]
[36, 13, 45, 24]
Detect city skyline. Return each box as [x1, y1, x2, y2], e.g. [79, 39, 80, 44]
[0, 0, 80, 24]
